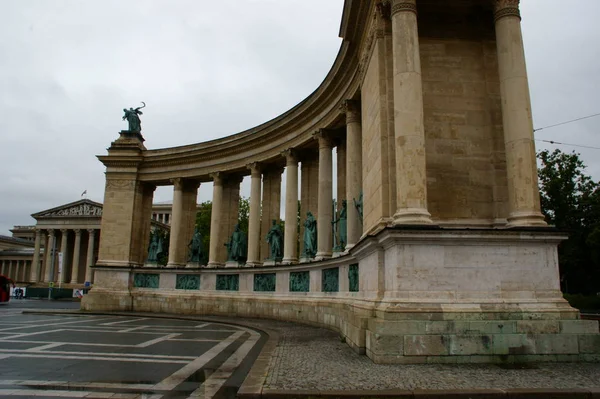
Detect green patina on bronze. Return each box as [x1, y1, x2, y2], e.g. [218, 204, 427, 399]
[349, 264, 359, 292]
[133, 273, 159, 288]
[176, 274, 200, 290]
[254, 273, 276, 292]
[216, 274, 239, 291]
[289, 271, 310, 292]
[322, 267, 339, 292]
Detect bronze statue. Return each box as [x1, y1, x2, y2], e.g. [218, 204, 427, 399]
[266, 219, 283, 261]
[353, 191, 363, 224]
[333, 200, 347, 250]
[147, 231, 163, 263]
[225, 224, 247, 263]
[188, 227, 203, 263]
[302, 211, 317, 258]
[123, 102, 146, 131]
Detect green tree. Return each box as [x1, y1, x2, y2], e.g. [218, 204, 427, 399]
[538, 149, 600, 294]
[194, 196, 250, 264]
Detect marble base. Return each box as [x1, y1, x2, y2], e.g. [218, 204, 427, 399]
[144, 262, 158, 268]
[225, 261, 242, 268]
[186, 262, 200, 268]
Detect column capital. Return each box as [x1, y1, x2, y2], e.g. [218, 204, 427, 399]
[246, 162, 262, 177]
[34, 229, 42, 237]
[47, 229, 55, 237]
[60, 228, 68, 234]
[340, 100, 361, 124]
[87, 228, 96, 236]
[170, 177, 183, 190]
[376, 1, 392, 20]
[391, 0, 417, 17]
[494, 0, 520, 21]
[312, 129, 334, 149]
[210, 172, 223, 186]
[74, 229, 82, 236]
[281, 148, 298, 165]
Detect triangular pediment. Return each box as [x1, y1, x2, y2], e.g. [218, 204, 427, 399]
[32, 199, 103, 219]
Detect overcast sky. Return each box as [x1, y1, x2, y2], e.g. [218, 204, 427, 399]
[1, 0, 599, 235]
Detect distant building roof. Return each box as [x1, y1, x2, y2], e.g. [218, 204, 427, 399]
[0, 235, 34, 248]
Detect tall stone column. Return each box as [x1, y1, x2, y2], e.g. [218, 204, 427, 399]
[167, 179, 199, 267]
[85, 229, 96, 283]
[30, 229, 42, 282]
[314, 130, 333, 260]
[246, 163, 262, 266]
[260, 168, 283, 261]
[0, 260, 5, 276]
[44, 229, 55, 282]
[494, 0, 546, 226]
[59, 229, 69, 284]
[70, 229, 82, 284]
[208, 173, 224, 267]
[282, 149, 299, 264]
[391, 0, 432, 225]
[342, 100, 363, 249]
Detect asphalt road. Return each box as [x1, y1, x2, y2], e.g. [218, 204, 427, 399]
[0, 299, 266, 398]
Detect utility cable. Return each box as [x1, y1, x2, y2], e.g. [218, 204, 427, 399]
[536, 139, 600, 151]
[534, 112, 600, 132]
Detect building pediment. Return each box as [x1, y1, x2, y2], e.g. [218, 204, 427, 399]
[32, 199, 103, 219]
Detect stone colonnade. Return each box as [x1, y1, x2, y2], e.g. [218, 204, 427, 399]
[27, 228, 98, 284]
[98, 0, 544, 269]
[0, 259, 32, 282]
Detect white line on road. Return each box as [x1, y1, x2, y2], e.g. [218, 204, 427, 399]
[152, 331, 244, 391]
[25, 342, 64, 351]
[188, 329, 261, 398]
[0, 329, 65, 341]
[136, 333, 181, 348]
[6, 352, 189, 364]
[0, 348, 196, 360]
[0, 316, 117, 332]
[100, 317, 150, 325]
[118, 325, 148, 333]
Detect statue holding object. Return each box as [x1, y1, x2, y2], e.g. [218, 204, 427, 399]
[122, 102, 146, 131]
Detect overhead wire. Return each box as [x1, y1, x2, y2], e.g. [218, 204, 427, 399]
[533, 111, 600, 150]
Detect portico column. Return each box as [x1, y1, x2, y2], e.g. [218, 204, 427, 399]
[59, 229, 69, 284]
[342, 100, 363, 249]
[282, 149, 299, 264]
[246, 163, 262, 266]
[70, 229, 82, 284]
[30, 229, 42, 282]
[391, 0, 432, 225]
[85, 229, 96, 283]
[44, 229, 55, 282]
[494, 0, 546, 226]
[0, 260, 5, 276]
[167, 179, 199, 268]
[208, 173, 224, 267]
[314, 130, 333, 260]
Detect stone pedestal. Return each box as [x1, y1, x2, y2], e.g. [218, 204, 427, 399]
[186, 262, 200, 269]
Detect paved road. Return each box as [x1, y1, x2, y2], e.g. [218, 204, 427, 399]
[0, 300, 266, 398]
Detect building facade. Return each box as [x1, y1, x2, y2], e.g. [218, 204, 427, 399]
[82, 0, 599, 363]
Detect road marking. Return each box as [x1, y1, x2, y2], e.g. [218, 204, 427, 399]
[6, 353, 189, 364]
[188, 329, 261, 398]
[0, 316, 116, 332]
[194, 323, 209, 328]
[153, 331, 244, 391]
[0, 348, 195, 360]
[100, 317, 150, 325]
[0, 329, 65, 341]
[118, 325, 147, 333]
[25, 342, 64, 351]
[168, 338, 222, 342]
[136, 333, 181, 348]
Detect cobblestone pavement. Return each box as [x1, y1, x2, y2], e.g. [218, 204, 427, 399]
[0, 302, 266, 398]
[237, 319, 600, 392]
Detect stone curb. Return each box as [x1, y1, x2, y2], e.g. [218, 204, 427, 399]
[21, 309, 279, 398]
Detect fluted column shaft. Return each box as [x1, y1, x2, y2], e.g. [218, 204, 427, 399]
[30, 230, 42, 282]
[247, 164, 262, 266]
[167, 178, 185, 267]
[494, 0, 546, 226]
[343, 100, 363, 249]
[315, 132, 333, 260]
[283, 150, 299, 263]
[70, 229, 82, 284]
[44, 230, 55, 282]
[59, 229, 68, 284]
[85, 229, 96, 283]
[391, 0, 432, 225]
[208, 173, 224, 267]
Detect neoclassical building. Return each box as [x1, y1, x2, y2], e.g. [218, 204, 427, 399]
[82, 0, 600, 363]
[0, 199, 170, 285]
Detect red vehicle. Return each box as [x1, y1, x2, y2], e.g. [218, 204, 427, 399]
[0, 275, 14, 303]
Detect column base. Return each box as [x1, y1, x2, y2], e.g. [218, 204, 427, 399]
[166, 262, 185, 268]
[245, 261, 263, 268]
[206, 262, 223, 269]
[315, 252, 332, 261]
[186, 262, 201, 269]
[507, 211, 548, 227]
[393, 208, 433, 225]
[225, 261, 242, 268]
[281, 257, 298, 265]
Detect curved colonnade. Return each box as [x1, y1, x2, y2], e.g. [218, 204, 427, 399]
[82, 0, 600, 363]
